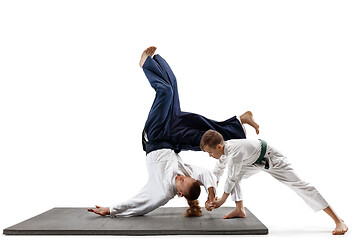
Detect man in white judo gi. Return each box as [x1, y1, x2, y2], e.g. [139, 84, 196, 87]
[200, 129, 348, 235]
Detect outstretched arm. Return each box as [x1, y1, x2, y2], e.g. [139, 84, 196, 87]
[187, 164, 218, 211]
[210, 192, 229, 209]
[88, 176, 170, 217]
[205, 187, 216, 211]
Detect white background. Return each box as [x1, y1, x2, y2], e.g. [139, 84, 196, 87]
[1, 1, 359, 239]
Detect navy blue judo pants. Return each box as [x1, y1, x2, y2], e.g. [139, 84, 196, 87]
[142, 54, 246, 154]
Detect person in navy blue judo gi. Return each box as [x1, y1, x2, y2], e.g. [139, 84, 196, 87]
[88, 46, 260, 218]
[140, 46, 259, 154]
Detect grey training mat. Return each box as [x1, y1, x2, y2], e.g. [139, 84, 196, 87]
[3, 207, 268, 235]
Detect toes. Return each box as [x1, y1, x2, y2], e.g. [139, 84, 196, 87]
[332, 229, 346, 235]
[149, 46, 157, 55]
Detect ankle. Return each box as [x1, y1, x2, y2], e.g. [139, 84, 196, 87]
[237, 207, 245, 212]
[334, 219, 343, 224]
[239, 116, 245, 125]
[235, 202, 245, 211]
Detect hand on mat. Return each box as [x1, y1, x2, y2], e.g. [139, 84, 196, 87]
[87, 205, 110, 216]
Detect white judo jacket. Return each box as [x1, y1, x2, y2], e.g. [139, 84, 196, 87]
[213, 139, 262, 194]
[110, 149, 217, 217]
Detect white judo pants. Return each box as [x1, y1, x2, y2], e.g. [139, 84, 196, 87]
[230, 143, 329, 212]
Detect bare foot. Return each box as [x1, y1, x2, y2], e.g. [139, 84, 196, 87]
[87, 205, 110, 216]
[240, 111, 260, 134]
[333, 220, 348, 235]
[139, 46, 157, 68]
[223, 208, 247, 219]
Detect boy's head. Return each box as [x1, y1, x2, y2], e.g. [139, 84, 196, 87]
[200, 130, 225, 159]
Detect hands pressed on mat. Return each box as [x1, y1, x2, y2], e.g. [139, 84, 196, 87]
[87, 206, 110, 216]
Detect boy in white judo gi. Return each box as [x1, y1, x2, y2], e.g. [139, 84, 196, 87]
[200, 129, 348, 235]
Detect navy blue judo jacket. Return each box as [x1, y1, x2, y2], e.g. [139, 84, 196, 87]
[142, 54, 246, 154]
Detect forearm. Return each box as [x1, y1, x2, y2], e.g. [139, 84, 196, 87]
[110, 184, 168, 217]
[220, 192, 229, 202]
[216, 192, 229, 207]
[110, 204, 149, 217]
[209, 192, 229, 209]
[110, 199, 162, 217]
[207, 187, 216, 201]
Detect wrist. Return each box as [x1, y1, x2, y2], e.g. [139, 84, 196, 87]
[221, 193, 229, 203]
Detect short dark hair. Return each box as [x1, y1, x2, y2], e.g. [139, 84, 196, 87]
[200, 130, 224, 151]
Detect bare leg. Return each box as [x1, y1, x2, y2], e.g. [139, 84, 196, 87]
[139, 46, 157, 68]
[223, 200, 247, 219]
[240, 111, 260, 134]
[323, 206, 348, 235]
